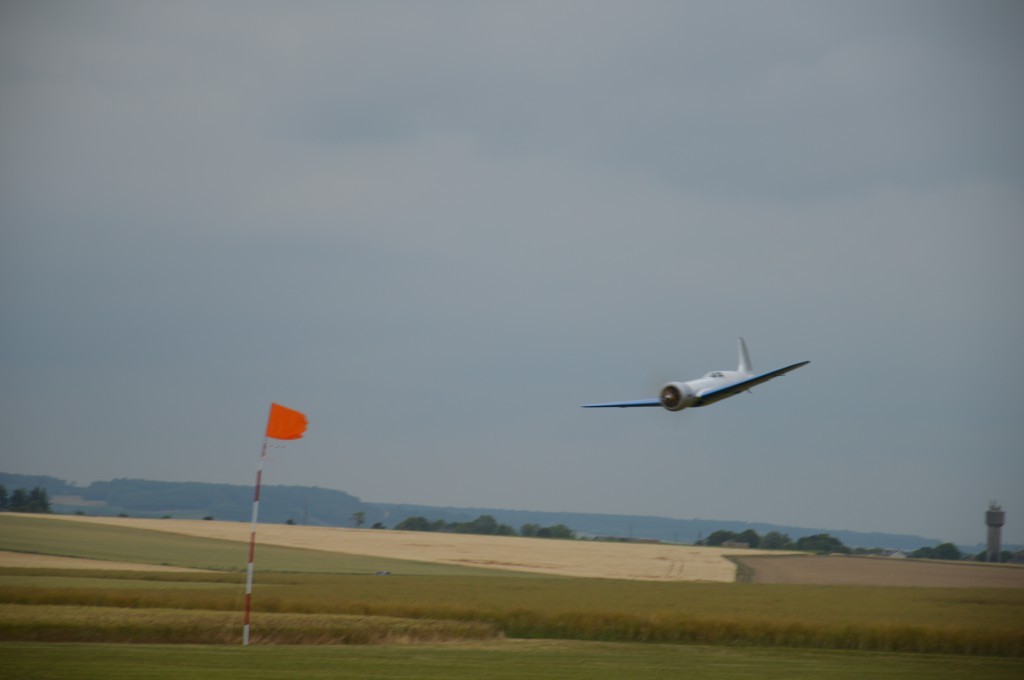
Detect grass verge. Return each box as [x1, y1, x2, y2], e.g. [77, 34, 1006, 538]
[3, 641, 1024, 680]
[727, 555, 756, 583]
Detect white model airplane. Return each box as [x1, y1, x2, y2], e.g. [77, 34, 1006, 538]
[583, 338, 808, 411]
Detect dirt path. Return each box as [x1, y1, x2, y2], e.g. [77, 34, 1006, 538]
[16, 514, 781, 582]
[737, 555, 1024, 588]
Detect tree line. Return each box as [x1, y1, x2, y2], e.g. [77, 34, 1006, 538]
[701, 528, 1015, 562]
[699, 529, 850, 554]
[0, 485, 52, 513]
[910, 543, 1014, 563]
[392, 514, 575, 539]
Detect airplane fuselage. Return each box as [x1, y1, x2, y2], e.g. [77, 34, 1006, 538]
[583, 339, 808, 412]
[688, 371, 746, 397]
[659, 369, 756, 410]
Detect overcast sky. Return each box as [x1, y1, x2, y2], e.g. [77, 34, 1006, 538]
[2, 1, 1022, 546]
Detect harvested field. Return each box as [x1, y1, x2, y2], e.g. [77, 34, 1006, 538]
[0, 551, 204, 573]
[13, 514, 783, 582]
[738, 555, 1024, 588]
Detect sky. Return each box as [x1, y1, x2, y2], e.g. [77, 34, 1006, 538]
[2, 1, 1022, 546]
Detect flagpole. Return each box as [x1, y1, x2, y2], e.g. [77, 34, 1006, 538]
[242, 402, 306, 646]
[242, 437, 267, 646]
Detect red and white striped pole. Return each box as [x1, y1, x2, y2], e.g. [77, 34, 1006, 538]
[242, 438, 267, 646]
[242, 402, 306, 646]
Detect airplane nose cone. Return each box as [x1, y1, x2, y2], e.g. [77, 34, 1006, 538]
[660, 384, 681, 410]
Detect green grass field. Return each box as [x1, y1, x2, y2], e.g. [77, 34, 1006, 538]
[4, 641, 1023, 680]
[1, 512, 1022, 678]
[0, 514, 509, 575]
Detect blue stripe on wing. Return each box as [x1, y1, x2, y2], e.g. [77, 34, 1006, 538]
[582, 399, 662, 408]
[696, 361, 810, 406]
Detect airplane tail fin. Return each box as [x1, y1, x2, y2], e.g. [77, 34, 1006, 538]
[737, 337, 753, 374]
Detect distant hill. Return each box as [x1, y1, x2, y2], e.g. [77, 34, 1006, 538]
[0, 472, 362, 527]
[0, 471, 997, 552]
[0, 473, 79, 496]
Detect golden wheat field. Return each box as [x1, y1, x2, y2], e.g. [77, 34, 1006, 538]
[10, 514, 779, 582]
[6, 515, 1023, 589]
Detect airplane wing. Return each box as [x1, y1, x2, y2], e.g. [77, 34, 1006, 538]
[581, 398, 662, 408]
[696, 360, 810, 406]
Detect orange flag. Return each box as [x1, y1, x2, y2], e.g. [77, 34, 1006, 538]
[265, 403, 308, 440]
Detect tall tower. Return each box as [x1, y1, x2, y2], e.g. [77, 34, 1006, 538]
[986, 502, 1005, 562]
